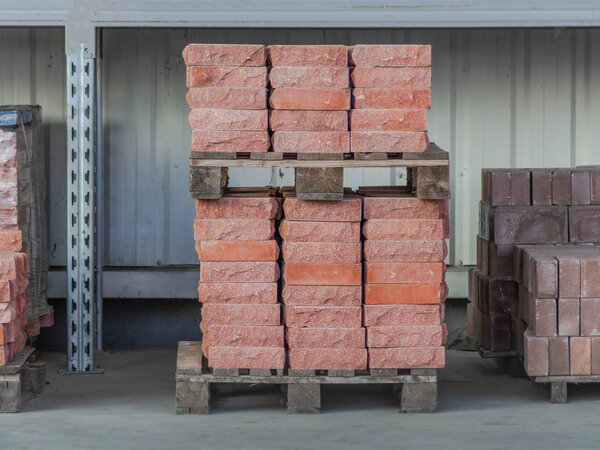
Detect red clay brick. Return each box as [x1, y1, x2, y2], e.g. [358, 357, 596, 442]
[531, 170, 553, 205]
[286, 327, 365, 348]
[269, 110, 348, 132]
[200, 261, 280, 283]
[201, 303, 280, 326]
[367, 325, 445, 348]
[364, 262, 444, 284]
[351, 67, 431, 88]
[195, 197, 280, 219]
[524, 331, 549, 376]
[284, 306, 362, 328]
[188, 109, 267, 131]
[198, 282, 278, 304]
[364, 240, 447, 262]
[558, 298, 580, 336]
[204, 325, 284, 347]
[368, 347, 444, 369]
[281, 284, 362, 306]
[282, 242, 361, 264]
[193, 219, 274, 241]
[196, 240, 279, 261]
[288, 348, 367, 370]
[272, 131, 349, 153]
[283, 197, 361, 222]
[183, 44, 266, 66]
[364, 283, 445, 304]
[268, 45, 347, 67]
[283, 263, 361, 286]
[352, 88, 430, 109]
[350, 131, 428, 153]
[279, 220, 360, 242]
[350, 109, 426, 131]
[191, 130, 270, 152]
[363, 304, 442, 326]
[0, 254, 17, 280]
[362, 219, 445, 241]
[0, 280, 12, 303]
[208, 346, 285, 369]
[0, 231, 21, 252]
[269, 88, 351, 110]
[570, 337, 591, 375]
[269, 67, 349, 89]
[186, 88, 267, 109]
[581, 298, 600, 336]
[186, 66, 267, 88]
[349, 45, 431, 67]
[581, 257, 600, 297]
[363, 196, 446, 220]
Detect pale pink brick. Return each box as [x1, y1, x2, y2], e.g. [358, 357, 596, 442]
[201, 303, 280, 326]
[188, 109, 268, 130]
[191, 130, 270, 152]
[269, 67, 349, 89]
[368, 347, 444, 369]
[272, 131, 349, 153]
[200, 261, 280, 283]
[186, 66, 268, 88]
[268, 45, 347, 67]
[288, 348, 367, 370]
[193, 219, 274, 241]
[350, 131, 429, 153]
[186, 88, 267, 109]
[183, 44, 266, 66]
[286, 327, 365, 348]
[208, 346, 285, 369]
[198, 282, 278, 304]
[269, 110, 348, 132]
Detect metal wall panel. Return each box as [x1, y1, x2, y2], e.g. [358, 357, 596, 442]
[2, 28, 600, 267]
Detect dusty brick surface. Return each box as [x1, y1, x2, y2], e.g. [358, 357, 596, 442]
[570, 337, 591, 375]
[283, 197, 361, 222]
[286, 327, 365, 348]
[191, 130, 270, 152]
[350, 131, 429, 153]
[363, 240, 447, 262]
[531, 170, 553, 205]
[282, 242, 361, 264]
[196, 240, 279, 261]
[0, 231, 21, 252]
[279, 220, 360, 242]
[363, 304, 443, 326]
[524, 331, 549, 376]
[548, 336, 570, 376]
[195, 197, 280, 219]
[200, 261, 280, 283]
[350, 109, 426, 131]
[186, 88, 267, 109]
[552, 170, 572, 205]
[363, 196, 447, 220]
[272, 131, 349, 153]
[352, 88, 430, 109]
[368, 347, 445, 369]
[364, 283, 445, 304]
[283, 263, 361, 286]
[201, 303, 281, 326]
[581, 298, 600, 336]
[362, 219, 445, 241]
[281, 284, 362, 306]
[198, 282, 278, 304]
[269, 67, 349, 89]
[366, 325, 446, 348]
[183, 44, 266, 66]
[349, 45, 431, 67]
[288, 348, 367, 370]
[364, 262, 445, 284]
[268, 45, 348, 67]
[269, 88, 351, 110]
[351, 67, 431, 88]
[269, 110, 348, 132]
[581, 257, 600, 297]
[208, 346, 285, 369]
[284, 305, 362, 328]
[204, 325, 284, 347]
[193, 219, 274, 241]
[186, 66, 268, 88]
[491, 206, 568, 245]
[188, 109, 268, 130]
[572, 170, 592, 205]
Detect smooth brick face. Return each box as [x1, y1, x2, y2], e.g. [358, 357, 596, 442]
[186, 66, 267, 88]
[362, 196, 446, 219]
[491, 206, 568, 245]
[200, 261, 280, 283]
[350, 45, 431, 67]
[282, 242, 361, 264]
[569, 206, 600, 243]
[531, 298, 557, 337]
[524, 331, 549, 376]
[201, 303, 280, 326]
[552, 170, 572, 205]
[195, 197, 280, 219]
[186, 88, 267, 109]
[279, 220, 360, 242]
[510, 171, 531, 205]
[570, 337, 592, 375]
[272, 131, 349, 153]
[368, 347, 444, 369]
[269, 110, 348, 132]
[282, 284, 362, 306]
[530, 256, 558, 298]
[196, 240, 279, 261]
[482, 170, 510, 206]
[572, 170, 592, 205]
[268, 45, 347, 67]
[363, 304, 442, 326]
[364, 262, 444, 284]
[283, 264, 361, 286]
[351, 67, 431, 88]
[352, 88, 430, 109]
[558, 256, 581, 298]
[188, 109, 267, 130]
[193, 219, 274, 241]
[288, 348, 367, 370]
[362, 219, 445, 241]
[269, 89, 351, 110]
[581, 298, 600, 336]
[286, 327, 365, 348]
[191, 130, 270, 152]
[548, 337, 570, 375]
[183, 44, 266, 66]
[283, 197, 361, 222]
[284, 306, 361, 328]
[204, 325, 284, 347]
[489, 243, 513, 278]
[367, 325, 445, 347]
[269, 67, 349, 89]
[531, 170, 553, 205]
[198, 282, 277, 304]
[349, 109, 426, 131]
[350, 131, 429, 153]
[364, 240, 447, 263]
[0, 231, 21, 252]
[558, 298, 580, 336]
[208, 346, 285, 369]
[581, 258, 600, 297]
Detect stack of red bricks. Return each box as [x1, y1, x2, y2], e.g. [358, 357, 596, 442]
[0, 130, 29, 365]
[349, 45, 431, 153]
[269, 45, 351, 153]
[280, 193, 366, 369]
[184, 44, 270, 153]
[469, 167, 600, 352]
[195, 192, 285, 369]
[515, 245, 600, 376]
[361, 188, 448, 368]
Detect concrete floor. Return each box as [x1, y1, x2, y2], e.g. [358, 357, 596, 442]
[2, 350, 600, 449]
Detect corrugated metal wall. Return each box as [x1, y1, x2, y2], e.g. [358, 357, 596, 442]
[2, 28, 600, 268]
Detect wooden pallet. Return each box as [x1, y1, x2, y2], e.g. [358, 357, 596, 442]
[529, 375, 600, 403]
[0, 346, 46, 412]
[176, 342, 438, 414]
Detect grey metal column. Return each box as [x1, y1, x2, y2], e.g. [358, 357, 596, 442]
[65, 24, 101, 372]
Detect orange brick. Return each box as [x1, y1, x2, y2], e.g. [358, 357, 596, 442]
[364, 262, 444, 284]
[196, 240, 279, 262]
[364, 283, 445, 304]
[269, 88, 351, 111]
[283, 263, 361, 286]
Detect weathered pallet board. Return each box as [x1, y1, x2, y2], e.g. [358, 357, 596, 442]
[0, 346, 46, 413]
[531, 375, 600, 404]
[176, 342, 438, 414]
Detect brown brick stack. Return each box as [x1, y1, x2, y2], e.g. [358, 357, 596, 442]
[280, 193, 366, 370]
[469, 167, 600, 352]
[349, 45, 431, 153]
[269, 45, 351, 153]
[184, 44, 270, 153]
[195, 193, 285, 369]
[360, 188, 448, 368]
[514, 245, 600, 376]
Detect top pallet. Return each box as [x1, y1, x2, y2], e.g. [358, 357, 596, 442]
[183, 44, 434, 155]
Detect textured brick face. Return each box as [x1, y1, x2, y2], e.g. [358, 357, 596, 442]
[350, 131, 429, 153]
[272, 131, 350, 153]
[269, 110, 348, 132]
[350, 45, 431, 67]
[269, 67, 350, 89]
[349, 109, 426, 131]
[204, 325, 284, 347]
[191, 130, 270, 152]
[188, 109, 268, 131]
[279, 220, 360, 242]
[281, 284, 362, 306]
[283, 197, 362, 222]
[283, 264, 362, 286]
[364, 240, 447, 263]
[196, 240, 279, 261]
[364, 262, 445, 284]
[491, 206, 568, 245]
[368, 347, 444, 369]
[183, 44, 266, 66]
[195, 197, 280, 219]
[208, 346, 285, 369]
[282, 242, 361, 264]
[351, 67, 431, 88]
[269, 89, 351, 111]
[362, 197, 447, 219]
[363, 305, 443, 326]
[186, 66, 268, 88]
[200, 261, 280, 283]
[352, 88, 431, 109]
[362, 219, 445, 241]
[286, 327, 365, 348]
[288, 348, 367, 370]
[268, 45, 348, 67]
[365, 283, 446, 305]
[570, 337, 591, 375]
[193, 219, 274, 241]
[569, 206, 600, 243]
[198, 282, 278, 304]
[201, 304, 281, 326]
[186, 88, 267, 109]
[524, 331, 549, 376]
[283, 306, 362, 328]
[367, 325, 446, 347]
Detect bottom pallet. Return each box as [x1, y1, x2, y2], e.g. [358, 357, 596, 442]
[531, 375, 600, 404]
[176, 341, 438, 414]
[0, 346, 46, 412]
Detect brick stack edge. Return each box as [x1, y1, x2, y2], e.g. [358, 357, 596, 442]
[0, 131, 29, 365]
[183, 44, 432, 153]
[468, 168, 600, 353]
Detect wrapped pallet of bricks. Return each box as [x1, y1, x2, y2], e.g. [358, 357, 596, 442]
[0, 107, 51, 338]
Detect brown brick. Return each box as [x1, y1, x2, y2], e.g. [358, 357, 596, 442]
[569, 206, 600, 243]
[352, 88, 430, 109]
[186, 66, 268, 88]
[592, 169, 600, 204]
[592, 337, 600, 374]
[548, 336, 570, 376]
[581, 257, 600, 297]
[491, 206, 568, 245]
[182, 44, 266, 66]
[531, 298, 557, 337]
[570, 337, 591, 375]
[269, 110, 348, 132]
[186, 87, 267, 109]
[483, 169, 512, 206]
[557, 256, 581, 298]
[571, 170, 592, 205]
[349, 45, 431, 67]
[510, 170, 531, 205]
[524, 331, 549, 376]
[558, 298, 580, 336]
[552, 169, 572, 205]
[531, 170, 553, 205]
[269, 67, 349, 89]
